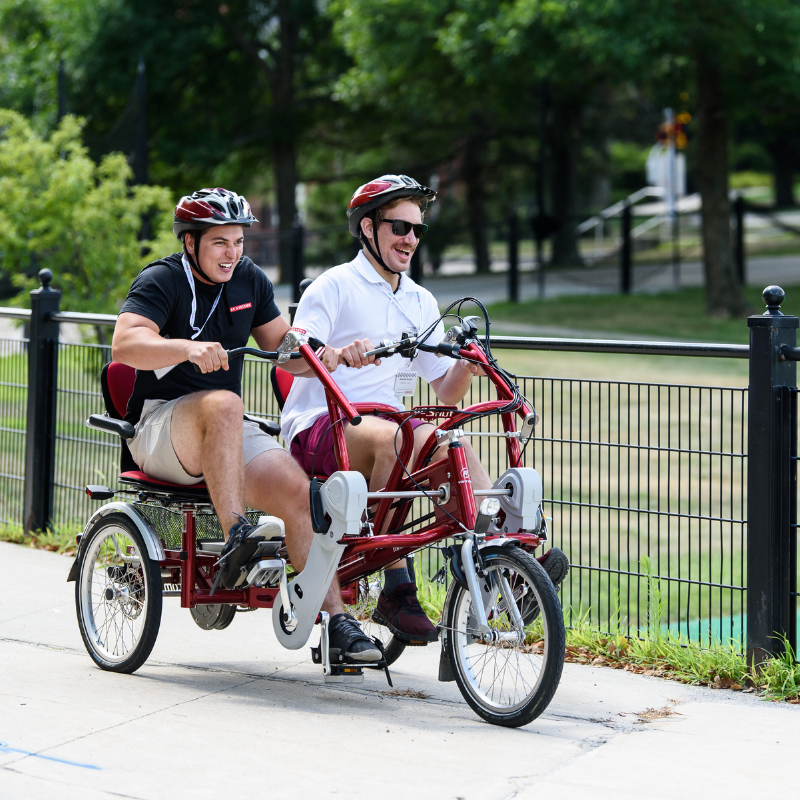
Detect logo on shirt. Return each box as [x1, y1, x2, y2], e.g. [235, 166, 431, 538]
[291, 326, 307, 334]
[229, 302, 252, 313]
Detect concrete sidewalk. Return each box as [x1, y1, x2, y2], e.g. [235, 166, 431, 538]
[1, 540, 796, 800]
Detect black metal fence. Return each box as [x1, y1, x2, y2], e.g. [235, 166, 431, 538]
[1, 274, 797, 664]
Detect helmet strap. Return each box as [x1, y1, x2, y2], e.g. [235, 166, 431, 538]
[360, 211, 401, 276]
[183, 235, 234, 326]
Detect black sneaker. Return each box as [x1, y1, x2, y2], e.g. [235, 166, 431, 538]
[210, 518, 267, 594]
[536, 547, 569, 589]
[328, 613, 382, 663]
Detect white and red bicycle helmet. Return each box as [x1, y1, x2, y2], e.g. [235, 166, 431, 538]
[173, 187, 257, 240]
[346, 174, 436, 274]
[347, 174, 436, 237]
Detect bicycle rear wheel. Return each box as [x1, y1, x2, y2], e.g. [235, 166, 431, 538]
[442, 545, 564, 727]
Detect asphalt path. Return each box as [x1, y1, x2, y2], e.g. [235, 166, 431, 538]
[1, 541, 797, 799]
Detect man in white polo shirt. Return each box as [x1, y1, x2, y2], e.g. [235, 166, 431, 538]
[281, 175, 569, 643]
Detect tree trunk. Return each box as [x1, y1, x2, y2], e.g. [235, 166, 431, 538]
[549, 100, 582, 266]
[695, 57, 750, 316]
[272, 0, 299, 285]
[273, 143, 298, 285]
[771, 135, 795, 207]
[463, 113, 491, 274]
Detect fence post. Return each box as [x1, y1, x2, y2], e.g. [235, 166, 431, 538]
[734, 195, 746, 286]
[507, 211, 519, 303]
[291, 225, 304, 303]
[410, 247, 422, 285]
[23, 269, 61, 533]
[746, 285, 797, 665]
[620, 203, 632, 295]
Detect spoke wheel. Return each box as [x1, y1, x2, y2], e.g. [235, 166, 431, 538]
[344, 572, 406, 667]
[75, 513, 162, 673]
[443, 546, 564, 728]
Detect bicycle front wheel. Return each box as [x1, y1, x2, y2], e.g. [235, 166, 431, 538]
[442, 545, 564, 727]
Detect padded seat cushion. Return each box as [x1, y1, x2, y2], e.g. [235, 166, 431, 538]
[119, 470, 210, 494]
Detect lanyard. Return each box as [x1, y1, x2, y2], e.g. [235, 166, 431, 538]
[382, 284, 423, 333]
[181, 254, 223, 340]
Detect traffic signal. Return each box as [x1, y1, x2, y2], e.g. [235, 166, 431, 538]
[655, 112, 691, 149]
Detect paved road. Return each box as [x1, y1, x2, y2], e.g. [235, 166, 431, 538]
[1, 541, 797, 799]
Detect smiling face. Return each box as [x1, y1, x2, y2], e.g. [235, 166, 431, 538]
[360, 199, 423, 276]
[185, 224, 244, 283]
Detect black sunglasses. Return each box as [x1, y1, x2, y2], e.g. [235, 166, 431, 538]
[381, 218, 428, 238]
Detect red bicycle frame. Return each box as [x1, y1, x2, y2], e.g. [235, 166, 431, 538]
[166, 338, 543, 610]
[298, 339, 544, 589]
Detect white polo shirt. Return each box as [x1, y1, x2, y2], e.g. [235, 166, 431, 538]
[280, 251, 450, 443]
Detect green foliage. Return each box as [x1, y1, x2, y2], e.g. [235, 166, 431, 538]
[0, 522, 79, 554]
[0, 110, 175, 313]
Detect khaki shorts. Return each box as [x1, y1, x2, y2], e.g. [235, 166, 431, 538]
[127, 397, 284, 485]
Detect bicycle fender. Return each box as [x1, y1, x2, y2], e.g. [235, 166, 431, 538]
[66, 502, 165, 582]
[437, 539, 520, 682]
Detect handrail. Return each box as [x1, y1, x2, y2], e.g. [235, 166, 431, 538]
[0, 308, 31, 321]
[0, 305, 749, 358]
[489, 335, 749, 359]
[50, 311, 117, 326]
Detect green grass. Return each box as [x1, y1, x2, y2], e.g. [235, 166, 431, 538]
[486, 286, 795, 344]
[0, 522, 80, 555]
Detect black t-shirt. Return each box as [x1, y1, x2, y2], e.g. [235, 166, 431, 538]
[119, 252, 281, 424]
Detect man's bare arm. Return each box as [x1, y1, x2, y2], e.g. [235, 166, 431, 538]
[112, 312, 230, 374]
[430, 359, 484, 405]
[251, 316, 313, 376]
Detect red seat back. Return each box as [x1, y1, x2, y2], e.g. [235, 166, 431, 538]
[100, 362, 137, 472]
[103, 362, 136, 419]
[270, 365, 295, 411]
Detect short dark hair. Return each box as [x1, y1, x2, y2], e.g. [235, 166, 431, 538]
[183, 227, 208, 253]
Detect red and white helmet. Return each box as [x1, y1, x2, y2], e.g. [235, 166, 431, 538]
[346, 174, 436, 237]
[173, 187, 257, 239]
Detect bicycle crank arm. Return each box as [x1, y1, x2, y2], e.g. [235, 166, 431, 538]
[272, 471, 368, 649]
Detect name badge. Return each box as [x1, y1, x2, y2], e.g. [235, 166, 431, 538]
[394, 369, 418, 396]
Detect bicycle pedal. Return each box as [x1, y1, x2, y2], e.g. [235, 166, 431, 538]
[310, 644, 365, 683]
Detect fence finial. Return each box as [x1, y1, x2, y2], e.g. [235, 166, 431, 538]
[762, 285, 784, 316]
[38, 269, 53, 291]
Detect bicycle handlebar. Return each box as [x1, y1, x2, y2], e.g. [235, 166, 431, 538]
[192, 347, 301, 372]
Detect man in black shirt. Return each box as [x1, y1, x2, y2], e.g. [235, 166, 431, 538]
[112, 187, 382, 662]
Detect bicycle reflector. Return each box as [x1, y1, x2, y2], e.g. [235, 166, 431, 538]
[85, 485, 115, 500]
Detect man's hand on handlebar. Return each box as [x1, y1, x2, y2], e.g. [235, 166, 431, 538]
[327, 338, 382, 371]
[186, 341, 229, 373]
[455, 357, 485, 377]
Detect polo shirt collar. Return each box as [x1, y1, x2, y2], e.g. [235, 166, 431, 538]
[353, 250, 418, 296]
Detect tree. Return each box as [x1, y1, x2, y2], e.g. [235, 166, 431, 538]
[333, 0, 539, 273]
[615, 0, 800, 316]
[0, 110, 175, 324]
[73, 0, 347, 282]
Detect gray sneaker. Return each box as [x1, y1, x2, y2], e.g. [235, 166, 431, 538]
[328, 613, 382, 662]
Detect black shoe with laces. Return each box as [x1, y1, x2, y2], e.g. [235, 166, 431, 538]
[328, 613, 382, 662]
[210, 517, 267, 595]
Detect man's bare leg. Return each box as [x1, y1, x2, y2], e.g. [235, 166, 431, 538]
[244, 449, 344, 615]
[169, 390, 246, 536]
